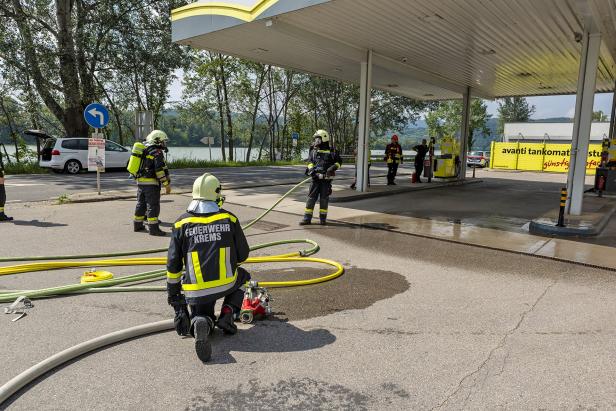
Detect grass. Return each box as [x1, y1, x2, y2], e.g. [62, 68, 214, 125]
[2, 161, 48, 175]
[57, 193, 71, 204]
[167, 158, 304, 169]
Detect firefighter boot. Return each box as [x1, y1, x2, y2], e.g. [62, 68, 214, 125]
[193, 316, 214, 362]
[133, 221, 145, 232]
[148, 223, 166, 237]
[217, 305, 238, 335]
[0, 212, 13, 222]
[319, 218, 327, 226]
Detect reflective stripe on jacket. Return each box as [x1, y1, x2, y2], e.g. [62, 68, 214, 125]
[137, 146, 170, 186]
[385, 143, 403, 164]
[166, 211, 250, 302]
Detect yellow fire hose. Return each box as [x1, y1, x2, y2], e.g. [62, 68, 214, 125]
[0, 177, 345, 404]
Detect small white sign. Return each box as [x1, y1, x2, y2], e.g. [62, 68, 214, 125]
[200, 137, 215, 145]
[88, 137, 106, 172]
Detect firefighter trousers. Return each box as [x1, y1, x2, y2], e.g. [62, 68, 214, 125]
[134, 185, 161, 225]
[0, 182, 6, 211]
[387, 163, 399, 184]
[189, 268, 251, 322]
[305, 179, 332, 221]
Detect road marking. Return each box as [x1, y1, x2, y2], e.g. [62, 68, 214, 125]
[5, 183, 46, 187]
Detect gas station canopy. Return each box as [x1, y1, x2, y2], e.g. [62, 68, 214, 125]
[172, 0, 616, 100]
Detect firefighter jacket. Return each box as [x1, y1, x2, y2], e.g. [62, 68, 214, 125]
[166, 209, 250, 304]
[137, 145, 170, 186]
[384, 143, 403, 164]
[307, 148, 342, 178]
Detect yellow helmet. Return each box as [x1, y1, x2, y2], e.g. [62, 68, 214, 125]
[313, 129, 330, 143]
[192, 173, 224, 205]
[145, 130, 169, 146]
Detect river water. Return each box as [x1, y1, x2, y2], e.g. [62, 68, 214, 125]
[2, 145, 401, 162]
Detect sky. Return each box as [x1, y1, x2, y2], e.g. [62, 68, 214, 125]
[168, 72, 614, 120]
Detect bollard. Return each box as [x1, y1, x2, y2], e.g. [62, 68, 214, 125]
[556, 187, 567, 227]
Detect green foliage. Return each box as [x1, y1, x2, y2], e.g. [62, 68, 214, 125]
[167, 158, 302, 169]
[425, 100, 492, 150]
[593, 110, 608, 122]
[2, 161, 47, 174]
[57, 193, 71, 204]
[497, 97, 535, 135]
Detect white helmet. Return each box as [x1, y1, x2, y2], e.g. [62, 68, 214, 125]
[192, 173, 224, 206]
[313, 129, 330, 143]
[145, 130, 169, 146]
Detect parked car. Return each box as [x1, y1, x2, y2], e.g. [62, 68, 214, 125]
[467, 151, 490, 168]
[38, 136, 130, 174]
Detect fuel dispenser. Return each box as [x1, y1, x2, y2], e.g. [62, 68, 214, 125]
[433, 135, 460, 178]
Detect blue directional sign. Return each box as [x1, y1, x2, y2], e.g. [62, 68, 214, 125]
[84, 103, 110, 129]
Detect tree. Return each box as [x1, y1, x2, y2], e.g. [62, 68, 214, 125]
[426, 99, 492, 150]
[593, 110, 608, 122]
[0, 0, 187, 138]
[497, 97, 535, 135]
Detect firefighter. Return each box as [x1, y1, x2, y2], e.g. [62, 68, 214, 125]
[166, 173, 250, 363]
[133, 130, 171, 236]
[413, 139, 429, 183]
[300, 130, 342, 226]
[0, 162, 13, 222]
[384, 134, 403, 185]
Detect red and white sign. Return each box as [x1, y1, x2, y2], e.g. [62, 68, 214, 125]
[88, 135, 105, 172]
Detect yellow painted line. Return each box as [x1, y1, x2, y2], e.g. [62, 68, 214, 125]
[172, 0, 280, 22]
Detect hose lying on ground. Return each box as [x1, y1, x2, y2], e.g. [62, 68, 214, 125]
[0, 177, 345, 405]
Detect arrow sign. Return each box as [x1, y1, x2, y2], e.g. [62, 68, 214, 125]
[84, 103, 110, 128]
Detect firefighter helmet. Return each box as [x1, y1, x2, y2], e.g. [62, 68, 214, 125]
[145, 130, 169, 146]
[313, 129, 330, 143]
[192, 173, 224, 205]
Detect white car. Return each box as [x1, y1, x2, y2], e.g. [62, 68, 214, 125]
[37, 135, 131, 174]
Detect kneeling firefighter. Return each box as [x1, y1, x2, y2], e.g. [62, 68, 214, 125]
[300, 130, 342, 226]
[132, 130, 171, 236]
[166, 173, 250, 362]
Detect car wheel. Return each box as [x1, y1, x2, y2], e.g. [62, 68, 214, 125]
[65, 160, 82, 174]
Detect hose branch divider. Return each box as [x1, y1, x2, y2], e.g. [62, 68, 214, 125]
[0, 177, 345, 406]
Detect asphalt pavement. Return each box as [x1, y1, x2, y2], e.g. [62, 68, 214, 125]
[1, 182, 616, 410]
[3, 164, 397, 203]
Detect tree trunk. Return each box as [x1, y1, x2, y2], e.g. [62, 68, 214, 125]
[246, 66, 268, 162]
[219, 56, 234, 161]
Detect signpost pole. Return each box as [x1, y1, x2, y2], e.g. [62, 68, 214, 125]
[209, 139, 212, 161]
[95, 128, 101, 195]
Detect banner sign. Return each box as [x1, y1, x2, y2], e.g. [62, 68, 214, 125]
[490, 142, 602, 174]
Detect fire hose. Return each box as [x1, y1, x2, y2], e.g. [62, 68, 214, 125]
[0, 176, 344, 404]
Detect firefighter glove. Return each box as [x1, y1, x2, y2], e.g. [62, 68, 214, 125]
[326, 165, 337, 178]
[164, 185, 172, 195]
[174, 306, 190, 336]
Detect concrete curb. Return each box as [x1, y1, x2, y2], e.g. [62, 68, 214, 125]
[52, 173, 405, 205]
[529, 204, 616, 237]
[330, 178, 483, 203]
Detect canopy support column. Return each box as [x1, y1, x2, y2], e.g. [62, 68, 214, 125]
[459, 87, 471, 180]
[356, 49, 373, 192]
[567, 30, 601, 215]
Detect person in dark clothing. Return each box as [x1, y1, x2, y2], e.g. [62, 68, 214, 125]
[300, 130, 342, 226]
[0, 163, 13, 221]
[166, 173, 250, 363]
[384, 134, 403, 185]
[413, 139, 429, 183]
[134, 130, 171, 236]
